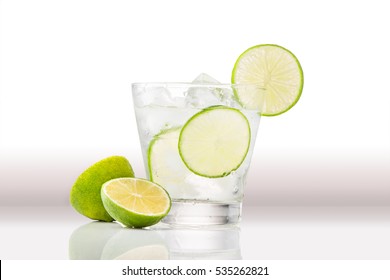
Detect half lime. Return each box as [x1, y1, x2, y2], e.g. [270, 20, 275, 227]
[101, 177, 171, 228]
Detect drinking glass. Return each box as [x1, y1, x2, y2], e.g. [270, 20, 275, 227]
[132, 83, 263, 226]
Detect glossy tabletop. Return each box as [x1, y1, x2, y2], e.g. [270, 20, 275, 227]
[1, 206, 389, 260]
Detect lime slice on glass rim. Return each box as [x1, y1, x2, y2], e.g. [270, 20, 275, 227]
[178, 106, 251, 178]
[101, 177, 171, 228]
[232, 44, 304, 116]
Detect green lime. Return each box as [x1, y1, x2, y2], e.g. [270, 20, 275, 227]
[178, 106, 251, 178]
[70, 156, 134, 222]
[232, 44, 304, 116]
[101, 177, 171, 228]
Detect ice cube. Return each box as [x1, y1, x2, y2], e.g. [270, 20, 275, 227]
[136, 85, 186, 108]
[191, 73, 221, 84]
[185, 73, 241, 108]
[185, 88, 221, 108]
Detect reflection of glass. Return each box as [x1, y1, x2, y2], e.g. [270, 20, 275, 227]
[132, 83, 262, 226]
[159, 226, 242, 260]
[69, 222, 241, 260]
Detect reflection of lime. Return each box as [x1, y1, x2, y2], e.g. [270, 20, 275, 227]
[178, 106, 251, 178]
[232, 44, 304, 116]
[111, 245, 169, 260]
[70, 156, 134, 222]
[101, 178, 171, 228]
[100, 229, 169, 260]
[68, 222, 119, 260]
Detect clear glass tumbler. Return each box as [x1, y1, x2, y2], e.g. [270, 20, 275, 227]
[132, 83, 263, 226]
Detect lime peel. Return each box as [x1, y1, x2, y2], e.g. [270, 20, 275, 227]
[70, 156, 135, 222]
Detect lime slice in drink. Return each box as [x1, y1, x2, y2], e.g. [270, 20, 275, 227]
[178, 106, 251, 178]
[101, 178, 171, 228]
[232, 44, 304, 116]
[148, 127, 187, 188]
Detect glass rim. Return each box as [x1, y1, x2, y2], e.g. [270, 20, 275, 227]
[131, 82, 265, 89]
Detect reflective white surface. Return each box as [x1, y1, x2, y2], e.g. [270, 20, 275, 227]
[0, 206, 389, 260]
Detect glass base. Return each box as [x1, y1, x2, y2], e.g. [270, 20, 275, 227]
[162, 200, 241, 226]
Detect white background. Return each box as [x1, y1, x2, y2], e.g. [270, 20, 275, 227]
[1, 0, 389, 207]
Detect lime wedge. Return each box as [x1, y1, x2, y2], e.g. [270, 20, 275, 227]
[178, 106, 251, 178]
[101, 178, 171, 228]
[232, 44, 304, 116]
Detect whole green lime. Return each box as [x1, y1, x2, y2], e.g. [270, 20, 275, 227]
[70, 156, 134, 221]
